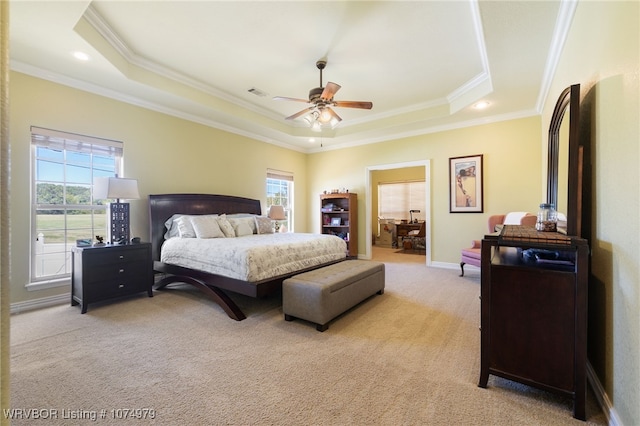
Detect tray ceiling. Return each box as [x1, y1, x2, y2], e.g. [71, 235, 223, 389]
[9, 1, 572, 152]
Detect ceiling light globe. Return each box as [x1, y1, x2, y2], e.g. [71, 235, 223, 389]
[319, 110, 332, 123]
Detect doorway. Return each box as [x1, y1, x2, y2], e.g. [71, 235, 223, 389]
[365, 160, 431, 265]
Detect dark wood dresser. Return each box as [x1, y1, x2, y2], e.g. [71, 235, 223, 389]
[478, 225, 588, 420]
[71, 243, 153, 313]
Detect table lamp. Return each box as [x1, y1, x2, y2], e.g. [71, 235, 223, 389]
[94, 177, 140, 244]
[410, 209, 421, 223]
[268, 205, 286, 232]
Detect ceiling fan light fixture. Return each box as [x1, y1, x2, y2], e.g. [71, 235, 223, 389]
[318, 109, 332, 123]
[274, 60, 372, 128]
[304, 110, 319, 125]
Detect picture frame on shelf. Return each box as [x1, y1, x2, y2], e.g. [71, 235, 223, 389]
[449, 154, 483, 213]
[331, 218, 342, 226]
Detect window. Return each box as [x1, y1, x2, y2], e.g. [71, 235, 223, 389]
[378, 181, 426, 222]
[266, 169, 293, 232]
[30, 127, 123, 287]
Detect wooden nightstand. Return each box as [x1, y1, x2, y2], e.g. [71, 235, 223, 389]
[71, 243, 153, 313]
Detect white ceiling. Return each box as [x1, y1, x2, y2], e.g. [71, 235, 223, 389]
[9, 1, 572, 153]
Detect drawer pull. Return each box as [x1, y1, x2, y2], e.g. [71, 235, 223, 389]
[118, 284, 125, 288]
[119, 255, 124, 259]
[119, 269, 125, 273]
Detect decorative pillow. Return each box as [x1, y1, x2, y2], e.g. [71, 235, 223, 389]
[254, 216, 274, 234]
[175, 216, 196, 238]
[190, 215, 225, 239]
[216, 215, 236, 238]
[227, 214, 258, 233]
[232, 220, 253, 237]
[229, 216, 257, 234]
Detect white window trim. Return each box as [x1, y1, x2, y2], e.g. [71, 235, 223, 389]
[29, 127, 123, 287]
[25, 277, 71, 291]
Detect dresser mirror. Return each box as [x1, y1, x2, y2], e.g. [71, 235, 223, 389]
[546, 84, 582, 237]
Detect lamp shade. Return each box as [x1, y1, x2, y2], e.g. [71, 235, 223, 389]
[94, 177, 140, 200]
[268, 205, 286, 221]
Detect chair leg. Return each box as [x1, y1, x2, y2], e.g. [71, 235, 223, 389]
[460, 262, 465, 277]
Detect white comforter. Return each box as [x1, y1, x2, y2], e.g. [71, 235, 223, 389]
[160, 233, 347, 282]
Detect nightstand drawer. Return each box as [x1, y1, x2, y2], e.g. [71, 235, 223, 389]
[84, 260, 149, 283]
[84, 277, 149, 300]
[83, 246, 149, 265]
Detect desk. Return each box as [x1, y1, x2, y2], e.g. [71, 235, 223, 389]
[396, 222, 422, 246]
[396, 222, 421, 237]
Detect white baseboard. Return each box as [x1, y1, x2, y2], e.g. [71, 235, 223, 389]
[10, 293, 69, 314]
[587, 361, 621, 426]
[431, 260, 480, 276]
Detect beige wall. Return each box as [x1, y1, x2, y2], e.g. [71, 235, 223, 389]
[9, 72, 308, 304]
[307, 117, 543, 264]
[544, 1, 639, 423]
[10, 71, 543, 302]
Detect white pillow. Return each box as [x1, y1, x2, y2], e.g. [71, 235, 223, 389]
[163, 214, 184, 239]
[175, 216, 196, 238]
[504, 212, 529, 225]
[254, 216, 274, 234]
[216, 215, 236, 238]
[190, 215, 225, 238]
[164, 214, 217, 239]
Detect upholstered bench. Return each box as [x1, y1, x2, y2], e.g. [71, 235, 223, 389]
[283, 260, 385, 331]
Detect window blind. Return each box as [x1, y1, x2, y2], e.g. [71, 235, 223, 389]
[31, 126, 123, 156]
[378, 181, 426, 221]
[267, 168, 293, 182]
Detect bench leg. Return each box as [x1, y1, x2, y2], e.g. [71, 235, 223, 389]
[460, 262, 466, 277]
[286, 313, 328, 332]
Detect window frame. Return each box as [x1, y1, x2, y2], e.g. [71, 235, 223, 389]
[29, 127, 123, 289]
[266, 169, 294, 232]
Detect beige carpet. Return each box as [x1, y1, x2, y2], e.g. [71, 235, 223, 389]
[10, 247, 605, 425]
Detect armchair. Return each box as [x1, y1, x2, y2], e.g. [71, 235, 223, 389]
[459, 212, 536, 277]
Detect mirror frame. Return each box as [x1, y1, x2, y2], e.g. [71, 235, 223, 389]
[547, 84, 581, 237]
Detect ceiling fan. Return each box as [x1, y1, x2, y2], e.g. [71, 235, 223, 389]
[273, 60, 373, 129]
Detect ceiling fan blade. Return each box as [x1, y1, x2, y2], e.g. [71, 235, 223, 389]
[321, 82, 341, 100]
[326, 107, 342, 122]
[285, 107, 314, 120]
[273, 96, 310, 103]
[334, 100, 373, 110]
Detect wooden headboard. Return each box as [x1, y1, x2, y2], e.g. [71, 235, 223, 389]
[148, 193, 262, 262]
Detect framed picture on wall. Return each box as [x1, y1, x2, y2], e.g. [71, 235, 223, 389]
[449, 154, 483, 213]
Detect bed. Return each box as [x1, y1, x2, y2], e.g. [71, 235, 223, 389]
[149, 193, 347, 321]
